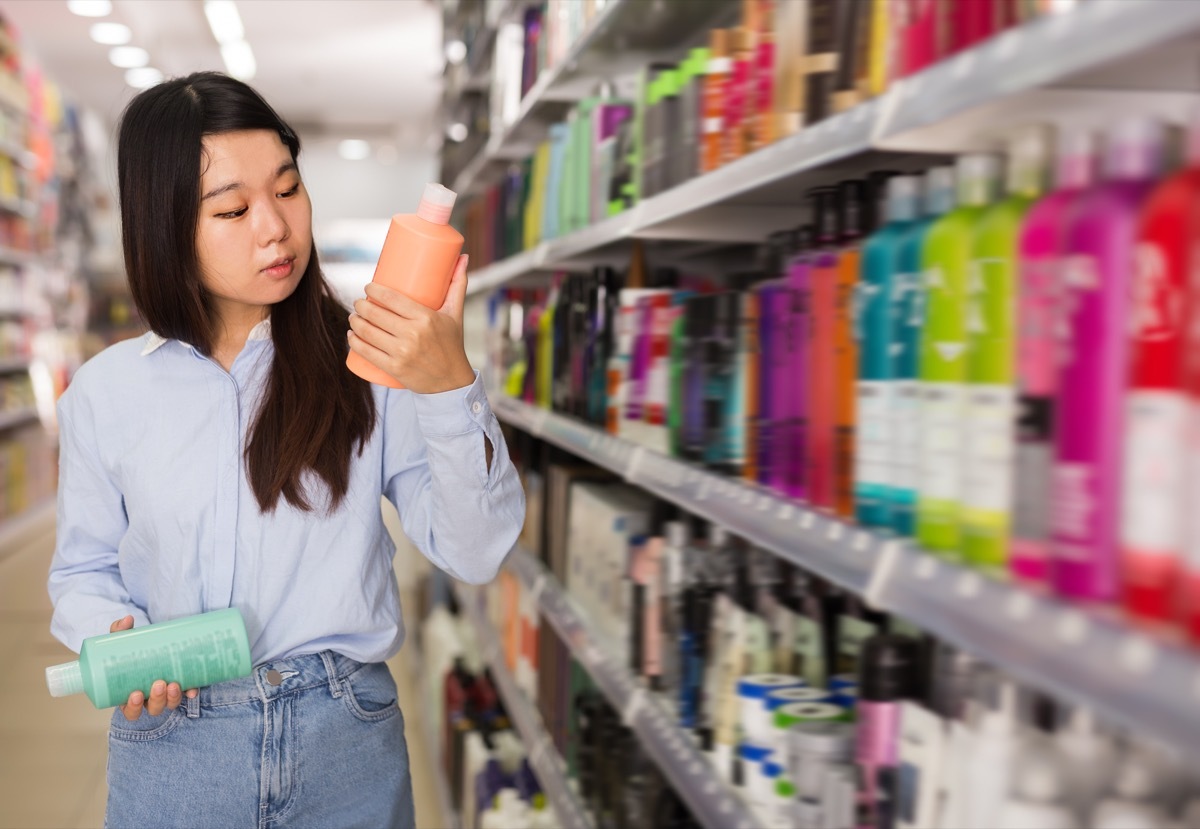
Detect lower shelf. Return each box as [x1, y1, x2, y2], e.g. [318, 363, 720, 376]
[454, 579, 595, 829]
[493, 395, 1200, 761]
[401, 645, 460, 829]
[501, 545, 762, 829]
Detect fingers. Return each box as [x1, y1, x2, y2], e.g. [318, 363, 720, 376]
[351, 296, 408, 339]
[165, 683, 183, 711]
[120, 689, 144, 721]
[186, 689, 199, 700]
[362, 282, 430, 321]
[438, 255, 470, 323]
[145, 680, 168, 717]
[347, 327, 396, 375]
[348, 311, 399, 356]
[109, 615, 134, 634]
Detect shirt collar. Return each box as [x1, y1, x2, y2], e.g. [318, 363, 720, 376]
[140, 318, 273, 357]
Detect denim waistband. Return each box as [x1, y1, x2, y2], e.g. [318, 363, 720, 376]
[186, 650, 367, 715]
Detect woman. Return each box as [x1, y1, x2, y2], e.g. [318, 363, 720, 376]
[46, 72, 524, 828]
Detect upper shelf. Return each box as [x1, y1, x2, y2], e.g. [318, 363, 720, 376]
[462, 0, 1200, 295]
[493, 395, 1200, 761]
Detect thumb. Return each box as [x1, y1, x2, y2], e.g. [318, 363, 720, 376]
[110, 615, 135, 633]
[438, 254, 469, 323]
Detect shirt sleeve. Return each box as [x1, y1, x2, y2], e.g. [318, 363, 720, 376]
[47, 383, 150, 653]
[382, 370, 525, 584]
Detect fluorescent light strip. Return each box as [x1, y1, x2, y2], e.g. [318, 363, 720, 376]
[204, 0, 245, 45]
[220, 41, 256, 80]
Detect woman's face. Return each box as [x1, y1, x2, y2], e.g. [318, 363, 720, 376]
[196, 129, 312, 326]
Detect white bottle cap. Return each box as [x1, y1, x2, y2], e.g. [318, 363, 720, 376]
[924, 166, 956, 216]
[1104, 117, 1163, 181]
[886, 176, 921, 223]
[417, 182, 458, 224]
[956, 154, 1000, 207]
[46, 661, 84, 698]
[666, 520, 690, 548]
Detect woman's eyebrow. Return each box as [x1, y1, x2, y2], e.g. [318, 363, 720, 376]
[202, 161, 298, 202]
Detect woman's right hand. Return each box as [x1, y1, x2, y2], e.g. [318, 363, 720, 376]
[109, 615, 199, 721]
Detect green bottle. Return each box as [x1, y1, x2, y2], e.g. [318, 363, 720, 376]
[961, 128, 1051, 572]
[916, 155, 1000, 557]
[46, 608, 252, 709]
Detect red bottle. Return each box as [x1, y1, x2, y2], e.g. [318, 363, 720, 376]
[1122, 123, 1200, 629]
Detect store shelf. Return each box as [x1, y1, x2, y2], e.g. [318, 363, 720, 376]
[454, 581, 595, 829]
[454, 0, 735, 197]
[0, 407, 38, 432]
[402, 646, 459, 829]
[492, 395, 1200, 760]
[0, 497, 54, 563]
[498, 545, 762, 829]
[459, 0, 1200, 292]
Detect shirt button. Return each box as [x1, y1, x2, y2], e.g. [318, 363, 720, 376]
[471, 401, 483, 415]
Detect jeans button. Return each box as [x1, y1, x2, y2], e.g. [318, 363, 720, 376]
[266, 669, 283, 686]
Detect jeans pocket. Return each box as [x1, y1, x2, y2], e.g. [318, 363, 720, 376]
[108, 705, 185, 742]
[341, 663, 401, 724]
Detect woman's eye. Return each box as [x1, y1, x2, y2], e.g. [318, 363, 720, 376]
[215, 207, 247, 219]
[278, 185, 299, 198]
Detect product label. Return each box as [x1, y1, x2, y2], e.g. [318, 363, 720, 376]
[916, 382, 966, 501]
[855, 380, 894, 498]
[1050, 462, 1097, 555]
[1122, 391, 1188, 555]
[1184, 400, 1200, 568]
[892, 381, 920, 493]
[792, 614, 826, 688]
[837, 615, 878, 675]
[962, 385, 1016, 514]
[1013, 395, 1053, 541]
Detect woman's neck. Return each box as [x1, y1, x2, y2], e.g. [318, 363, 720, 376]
[212, 306, 269, 372]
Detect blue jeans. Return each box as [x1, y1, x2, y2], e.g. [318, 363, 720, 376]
[104, 651, 415, 829]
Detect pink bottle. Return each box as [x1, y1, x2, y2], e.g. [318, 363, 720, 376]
[1010, 133, 1096, 586]
[347, 183, 463, 388]
[1051, 119, 1163, 603]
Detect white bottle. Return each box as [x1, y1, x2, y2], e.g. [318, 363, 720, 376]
[527, 794, 560, 829]
[963, 678, 1020, 829]
[996, 735, 1081, 829]
[1091, 749, 1173, 829]
[1055, 707, 1119, 816]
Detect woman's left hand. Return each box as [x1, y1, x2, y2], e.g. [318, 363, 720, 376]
[348, 254, 477, 394]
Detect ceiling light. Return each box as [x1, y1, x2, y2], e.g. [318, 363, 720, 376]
[445, 40, 467, 65]
[338, 140, 371, 161]
[446, 122, 468, 143]
[204, 0, 245, 45]
[220, 41, 256, 80]
[125, 67, 164, 89]
[89, 22, 131, 45]
[109, 46, 149, 69]
[67, 0, 112, 17]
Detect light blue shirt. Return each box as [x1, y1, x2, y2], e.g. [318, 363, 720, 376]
[47, 320, 524, 664]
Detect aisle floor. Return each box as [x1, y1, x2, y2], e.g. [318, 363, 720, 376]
[0, 515, 446, 829]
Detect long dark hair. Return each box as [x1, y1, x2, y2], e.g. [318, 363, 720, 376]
[117, 71, 377, 514]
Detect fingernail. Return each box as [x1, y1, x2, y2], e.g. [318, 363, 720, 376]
[168, 684, 180, 696]
[131, 691, 143, 705]
[153, 680, 165, 695]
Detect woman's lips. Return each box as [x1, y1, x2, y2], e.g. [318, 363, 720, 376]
[262, 257, 295, 279]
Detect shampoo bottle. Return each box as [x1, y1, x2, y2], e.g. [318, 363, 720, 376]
[807, 187, 841, 509]
[347, 183, 464, 388]
[1011, 132, 1096, 585]
[1052, 118, 1163, 603]
[917, 155, 1000, 557]
[962, 127, 1051, 573]
[1121, 113, 1200, 625]
[856, 175, 921, 529]
[46, 608, 252, 709]
[891, 167, 955, 537]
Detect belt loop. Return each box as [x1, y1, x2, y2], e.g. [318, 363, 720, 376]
[319, 651, 343, 698]
[185, 692, 201, 719]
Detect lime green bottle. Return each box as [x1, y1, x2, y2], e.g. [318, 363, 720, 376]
[916, 155, 1000, 557]
[961, 128, 1051, 572]
[45, 608, 252, 709]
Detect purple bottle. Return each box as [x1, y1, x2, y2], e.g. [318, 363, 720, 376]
[784, 227, 816, 501]
[1051, 119, 1164, 602]
[756, 279, 785, 488]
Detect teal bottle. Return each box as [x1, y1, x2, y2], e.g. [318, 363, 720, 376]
[855, 176, 921, 528]
[46, 608, 253, 709]
[890, 167, 956, 537]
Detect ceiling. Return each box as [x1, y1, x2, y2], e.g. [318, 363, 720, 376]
[0, 0, 446, 146]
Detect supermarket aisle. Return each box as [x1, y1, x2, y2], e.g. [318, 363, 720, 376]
[0, 516, 444, 829]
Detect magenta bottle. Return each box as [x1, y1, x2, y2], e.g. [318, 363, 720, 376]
[855, 634, 918, 829]
[1051, 119, 1164, 603]
[1011, 132, 1097, 586]
[785, 228, 816, 501]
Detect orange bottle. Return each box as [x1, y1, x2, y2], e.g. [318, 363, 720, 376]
[700, 30, 731, 174]
[346, 183, 464, 388]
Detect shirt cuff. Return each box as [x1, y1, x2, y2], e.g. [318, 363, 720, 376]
[411, 370, 493, 437]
